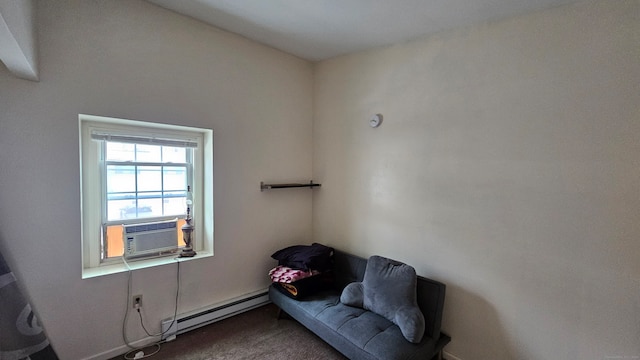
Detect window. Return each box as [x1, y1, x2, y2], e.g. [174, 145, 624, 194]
[80, 114, 213, 274]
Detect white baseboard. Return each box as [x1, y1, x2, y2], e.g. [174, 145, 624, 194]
[444, 350, 463, 360]
[161, 289, 270, 340]
[83, 289, 270, 360]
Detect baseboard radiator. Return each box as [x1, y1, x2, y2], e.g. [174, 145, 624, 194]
[161, 289, 270, 341]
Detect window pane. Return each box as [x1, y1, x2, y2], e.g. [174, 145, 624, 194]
[162, 147, 186, 163]
[138, 196, 162, 218]
[108, 198, 135, 221]
[163, 167, 186, 191]
[106, 142, 135, 162]
[164, 196, 186, 216]
[107, 165, 135, 193]
[137, 166, 161, 191]
[136, 144, 161, 162]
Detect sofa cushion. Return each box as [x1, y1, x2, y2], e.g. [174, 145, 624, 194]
[341, 256, 425, 343]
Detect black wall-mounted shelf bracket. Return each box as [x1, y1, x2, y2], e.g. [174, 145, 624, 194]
[260, 180, 321, 191]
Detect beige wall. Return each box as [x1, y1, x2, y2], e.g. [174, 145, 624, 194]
[0, 1, 313, 359]
[1, 0, 638, 359]
[313, 1, 639, 359]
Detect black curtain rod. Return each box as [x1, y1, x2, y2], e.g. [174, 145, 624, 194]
[260, 181, 321, 191]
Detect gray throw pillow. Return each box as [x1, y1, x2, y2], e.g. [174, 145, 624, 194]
[340, 255, 425, 343]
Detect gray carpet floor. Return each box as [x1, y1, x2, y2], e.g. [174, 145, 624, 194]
[112, 304, 347, 360]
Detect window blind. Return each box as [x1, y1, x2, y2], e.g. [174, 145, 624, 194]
[91, 132, 198, 148]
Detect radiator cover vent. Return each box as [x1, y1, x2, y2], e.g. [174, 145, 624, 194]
[161, 290, 269, 341]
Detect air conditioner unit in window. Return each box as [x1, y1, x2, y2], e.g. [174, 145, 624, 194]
[123, 219, 179, 259]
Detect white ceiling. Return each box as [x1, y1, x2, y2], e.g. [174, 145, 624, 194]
[146, 0, 584, 61]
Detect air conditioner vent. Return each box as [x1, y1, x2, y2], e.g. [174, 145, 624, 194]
[123, 219, 179, 259]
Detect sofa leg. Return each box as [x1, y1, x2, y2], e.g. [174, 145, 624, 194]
[275, 307, 292, 320]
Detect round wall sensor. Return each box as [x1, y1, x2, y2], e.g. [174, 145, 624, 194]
[369, 114, 383, 128]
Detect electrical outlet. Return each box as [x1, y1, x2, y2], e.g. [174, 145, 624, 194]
[132, 295, 143, 309]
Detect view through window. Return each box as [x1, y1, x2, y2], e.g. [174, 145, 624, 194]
[103, 141, 190, 258]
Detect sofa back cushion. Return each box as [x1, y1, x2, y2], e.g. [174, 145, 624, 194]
[416, 275, 445, 340]
[332, 249, 367, 290]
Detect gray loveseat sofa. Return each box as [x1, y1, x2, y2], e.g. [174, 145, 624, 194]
[269, 249, 451, 360]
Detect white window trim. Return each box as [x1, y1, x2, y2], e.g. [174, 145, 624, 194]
[79, 114, 214, 278]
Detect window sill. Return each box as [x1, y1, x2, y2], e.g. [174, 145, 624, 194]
[82, 251, 213, 279]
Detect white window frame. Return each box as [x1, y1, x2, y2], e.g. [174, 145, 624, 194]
[80, 114, 214, 277]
